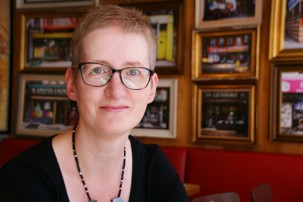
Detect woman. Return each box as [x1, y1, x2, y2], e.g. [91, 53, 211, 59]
[0, 4, 188, 202]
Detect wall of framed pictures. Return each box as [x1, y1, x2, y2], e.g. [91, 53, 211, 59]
[8, 0, 303, 154]
[191, 0, 261, 146]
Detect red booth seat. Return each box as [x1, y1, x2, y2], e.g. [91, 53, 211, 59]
[2, 138, 303, 202]
[0, 138, 41, 166]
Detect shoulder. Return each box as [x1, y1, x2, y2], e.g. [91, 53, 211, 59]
[0, 136, 56, 179]
[129, 135, 163, 161]
[0, 136, 67, 201]
[1, 137, 54, 168]
[128, 136, 188, 202]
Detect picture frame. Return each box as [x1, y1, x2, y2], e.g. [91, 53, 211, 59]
[16, 0, 97, 9]
[131, 79, 178, 138]
[15, 11, 83, 71]
[0, 0, 10, 134]
[269, 0, 303, 61]
[195, 0, 262, 29]
[16, 74, 78, 136]
[128, 2, 184, 74]
[270, 64, 303, 142]
[192, 83, 255, 144]
[192, 29, 258, 80]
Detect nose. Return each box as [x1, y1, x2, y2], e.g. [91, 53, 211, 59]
[104, 72, 126, 98]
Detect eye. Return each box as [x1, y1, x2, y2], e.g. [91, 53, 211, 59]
[91, 65, 107, 75]
[126, 68, 140, 76]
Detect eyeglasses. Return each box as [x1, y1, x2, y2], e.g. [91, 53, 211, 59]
[75, 62, 154, 90]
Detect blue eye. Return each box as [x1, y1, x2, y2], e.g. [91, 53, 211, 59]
[127, 68, 140, 76]
[92, 67, 103, 74]
[90, 65, 110, 75]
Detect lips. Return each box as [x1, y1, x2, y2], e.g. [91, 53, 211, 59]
[100, 105, 129, 112]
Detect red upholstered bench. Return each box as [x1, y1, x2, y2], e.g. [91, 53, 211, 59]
[185, 147, 303, 202]
[0, 138, 41, 167]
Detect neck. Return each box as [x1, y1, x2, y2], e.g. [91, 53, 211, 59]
[72, 125, 127, 202]
[75, 123, 130, 154]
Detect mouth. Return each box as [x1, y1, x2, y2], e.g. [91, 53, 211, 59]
[100, 105, 129, 112]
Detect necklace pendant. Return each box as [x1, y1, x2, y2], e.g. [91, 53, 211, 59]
[111, 197, 124, 202]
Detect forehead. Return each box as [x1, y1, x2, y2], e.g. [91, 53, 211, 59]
[80, 27, 150, 66]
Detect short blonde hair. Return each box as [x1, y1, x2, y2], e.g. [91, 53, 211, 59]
[70, 4, 157, 70]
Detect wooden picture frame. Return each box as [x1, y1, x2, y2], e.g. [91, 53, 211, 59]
[195, 0, 262, 29]
[192, 83, 255, 144]
[131, 79, 178, 138]
[16, 74, 78, 136]
[269, 0, 303, 61]
[128, 2, 184, 74]
[192, 29, 258, 80]
[0, 0, 10, 134]
[270, 64, 303, 142]
[16, 0, 97, 9]
[15, 11, 83, 71]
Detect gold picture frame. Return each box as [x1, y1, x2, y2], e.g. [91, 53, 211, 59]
[270, 64, 303, 142]
[195, 0, 262, 29]
[14, 10, 83, 72]
[0, 0, 10, 134]
[192, 83, 256, 145]
[269, 0, 303, 61]
[192, 28, 258, 80]
[16, 0, 98, 9]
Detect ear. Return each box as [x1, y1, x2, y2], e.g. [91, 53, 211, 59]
[147, 73, 158, 104]
[65, 68, 77, 101]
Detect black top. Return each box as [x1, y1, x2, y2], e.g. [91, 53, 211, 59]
[0, 135, 188, 202]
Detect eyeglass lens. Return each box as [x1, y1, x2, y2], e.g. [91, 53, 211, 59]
[80, 63, 152, 90]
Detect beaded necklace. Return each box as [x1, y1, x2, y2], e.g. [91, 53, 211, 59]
[72, 125, 126, 202]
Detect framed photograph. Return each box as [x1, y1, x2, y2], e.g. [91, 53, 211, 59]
[131, 79, 178, 138]
[270, 64, 303, 142]
[192, 83, 255, 144]
[269, 0, 303, 61]
[195, 0, 262, 29]
[16, 74, 78, 136]
[129, 2, 184, 74]
[15, 11, 82, 70]
[192, 29, 258, 80]
[16, 0, 97, 9]
[0, 0, 10, 133]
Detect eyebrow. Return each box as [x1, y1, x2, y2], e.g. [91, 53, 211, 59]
[93, 60, 146, 67]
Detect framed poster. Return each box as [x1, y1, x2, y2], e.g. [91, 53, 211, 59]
[192, 29, 258, 80]
[192, 83, 255, 144]
[195, 0, 262, 29]
[131, 79, 178, 138]
[271, 64, 303, 142]
[15, 11, 83, 70]
[0, 0, 10, 133]
[16, 74, 78, 136]
[269, 0, 303, 61]
[16, 0, 97, 9]
[129, 2, 184, 74]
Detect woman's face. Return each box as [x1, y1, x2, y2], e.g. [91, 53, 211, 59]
[66, 26, 158, 137]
